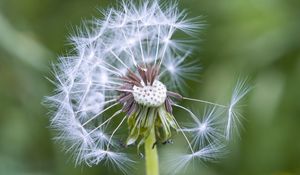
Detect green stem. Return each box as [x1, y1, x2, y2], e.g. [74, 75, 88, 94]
[144, 126, 159, 175]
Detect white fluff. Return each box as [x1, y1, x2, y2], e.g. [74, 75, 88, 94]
[45, 0, 249, 174]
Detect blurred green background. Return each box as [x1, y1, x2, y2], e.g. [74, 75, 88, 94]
[0, 0, 300, 175]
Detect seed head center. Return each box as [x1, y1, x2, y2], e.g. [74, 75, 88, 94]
[132, 80, 167, 107]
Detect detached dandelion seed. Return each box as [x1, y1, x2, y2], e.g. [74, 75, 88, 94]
[45, 1, 250, 175]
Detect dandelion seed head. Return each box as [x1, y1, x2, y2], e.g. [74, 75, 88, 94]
[45, 0, 250, 174]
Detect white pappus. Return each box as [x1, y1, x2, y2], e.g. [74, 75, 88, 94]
[45, 0, 250, 174]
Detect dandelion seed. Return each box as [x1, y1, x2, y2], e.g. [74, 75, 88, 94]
[226, 78, 252, 140]
[165, 142, 227, 174]
[45, 0, 250, 174]
[180, 107, 224, 149]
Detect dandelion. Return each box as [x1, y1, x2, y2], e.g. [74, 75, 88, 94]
[45, 0, 250, 174]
